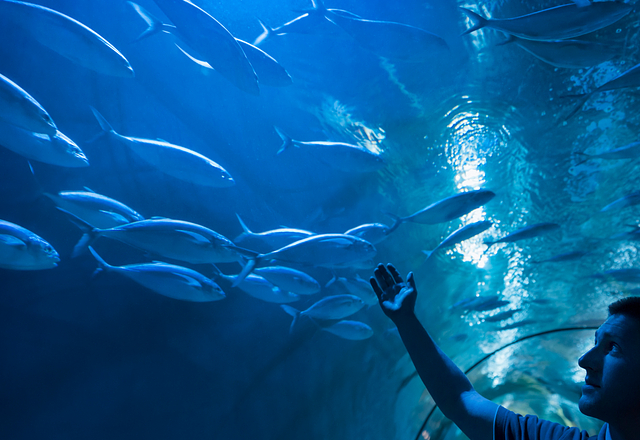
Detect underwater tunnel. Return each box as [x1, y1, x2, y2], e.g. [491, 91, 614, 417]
[0, 0, 637, 439]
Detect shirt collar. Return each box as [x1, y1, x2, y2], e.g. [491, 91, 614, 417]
[605, 424, 612, 440]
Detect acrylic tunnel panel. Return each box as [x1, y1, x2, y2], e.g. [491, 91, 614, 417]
[0, 0, 638, 439]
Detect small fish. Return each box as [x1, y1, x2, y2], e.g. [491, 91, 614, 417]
[321, 320, 373, 340]
[89, 247, 225, 302]
[128, 2, 291, 87]
[0, 0, 134, 77]
[281, 294, 365, 332]
[484, 309, 521, 323]
[484, 222, 560, 247]
[422, 220, 492, 262]
[151, 0, 258, 94]
[211, 266, 299, 304]
[0, 121, 88, 167]
[70, 217, 257, 267]
[45, 190, 143, 229]
[498, 35, 619, 69]
[388, 189, 495, 230]
[531, 250, 589, 264]
[0, 219, 59, 270]
[344, 223, 393, 245]
[327, 274, 378, 305]
[460, 3, 632, 41]
[575, 141, 640, 163]
[90, 107, 234, 188]
[275, 127, 385, 173]
[591, 268, 640, 283]
[254, 266, 321, 296]
[496, 319, 536, 331]
[233, 214, 315, 251]
[0, 72, 56, 135]
[600, 192, 640, 212]
[471, 299, 510, 312]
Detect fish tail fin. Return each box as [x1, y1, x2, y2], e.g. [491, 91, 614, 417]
[253, 18, 274, 46]
[127, 1, 168, 43]
[274, 126, 295, 154]
[459, 8, 488, 36]
[382, 211, 404, 233]
[232, 258, 257, 287]
[87, 246, 113, 277]
[421, 249, 434, 263]
[234, 214, 253, 242]
[89, 106, 116, 136]
[280, 304, 300, 333]
[325, 272, 338, 288]
[58, 208, 101, 258]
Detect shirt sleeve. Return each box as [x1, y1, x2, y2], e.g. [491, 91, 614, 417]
[494, 405, 582, 440]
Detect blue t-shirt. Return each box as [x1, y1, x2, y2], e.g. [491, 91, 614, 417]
[494, 406, 608, 440]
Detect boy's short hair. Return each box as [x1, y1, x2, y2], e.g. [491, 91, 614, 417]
[608, 296, 640, 324]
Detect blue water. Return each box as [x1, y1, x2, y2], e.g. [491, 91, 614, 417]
[1, 0, 637, 439]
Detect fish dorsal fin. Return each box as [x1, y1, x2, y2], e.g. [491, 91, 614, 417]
[0, 234, 26, 248]
[174, 43, 214, 69]
[98, 210, 129, 224]
[151, 216, 167, 220]
[84, 186, 96, 193]
[176, 229, 210, 244]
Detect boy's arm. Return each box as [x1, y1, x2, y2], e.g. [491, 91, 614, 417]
[371, 263, 499, 440]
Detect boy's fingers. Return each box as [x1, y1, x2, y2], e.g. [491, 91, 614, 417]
[387, 264, 404, 284]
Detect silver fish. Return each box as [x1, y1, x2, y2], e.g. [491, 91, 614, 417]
[344, 223, 392, 245]
[128, 2, 291, 87]
[601, 192, 640, 212]
[275, 126, 385, 173]
[233, 214, 315, 251]
[389, 189, 495, 230]
[484, 222, 560, 246]
[45, 190, 143, 229]
[0, 0, 133, 77]
[254, 266, 320, 296]
[212, 267, 299, 304]
[0, 122, 87, 167]
[0, 72, 56, 135]
[321, 320, 373, 340]
[281, 294, 365, 332]
[89, 247, 225, 302]
[330, 275, 377, 305]
[91, 107, 234, 188]
[72, 217, 256, 266]
[0, 219, 59, 270]
[499, 35, 619, 69]
[422, 220, 492, 262]
[323, 5, 449, 61]
[484, 309, 521, 323]
[460, 3, 632, 41]
[151, 0, 258, 95]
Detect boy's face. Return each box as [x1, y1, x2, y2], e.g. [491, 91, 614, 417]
[578, 314, 640, 423]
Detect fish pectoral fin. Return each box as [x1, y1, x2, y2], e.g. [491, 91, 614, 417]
[175, 230, 210, 244]
[174, 273, 203, 289]
[174, 43, 214, 70]
[98, 210, 129, 224]
[0, 235, 27, 248]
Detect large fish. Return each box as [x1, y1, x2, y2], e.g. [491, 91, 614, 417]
[253, 266, 321, 296]
[275, 127, 385, 173]
[460, 3, 632, 41]
[0, 122, 88, 167]
[0, 219, 59, 270]
[323, 6, 449, 61]
[233, 214, 315, 251]
[388, 189, 495, 230]
[151, 0, 258, 95]
[422, 220, 493, 262]
[0, 72, 56, 135]
[45, 190, 143, 229]
[484, 222, 560, 247]
[211, 266, 300, 304]
[128, 2, 292, 87]
[90, 107, 234, 188]
[281, 294, 365, 332]
[498, 35, 619, 69]
[344, 223, 393, 245]
[72, 217, 257, 267]
[89, 247, 225, 302]
[0, 0, 133, 77]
